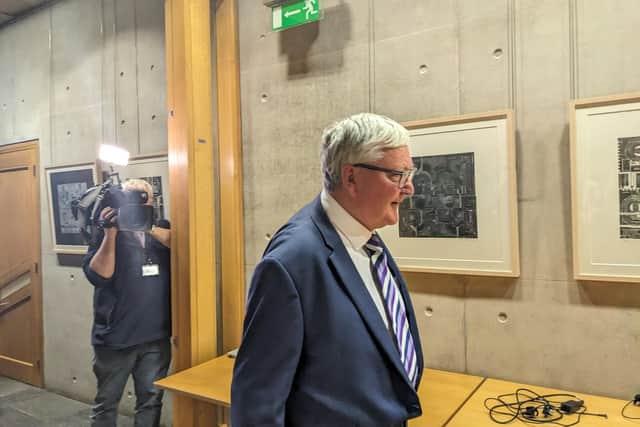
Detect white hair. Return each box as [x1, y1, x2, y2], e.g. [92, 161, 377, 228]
[122, 178, 153, 200]
[320, 113, 410, 191]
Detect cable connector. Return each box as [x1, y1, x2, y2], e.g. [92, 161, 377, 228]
[560, 400, 584, 414]
[522, 406, 538, 418]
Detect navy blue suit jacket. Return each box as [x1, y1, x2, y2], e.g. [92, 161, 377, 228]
[231, 196, 423, 427]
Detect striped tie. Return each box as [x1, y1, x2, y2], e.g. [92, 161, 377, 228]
[365, 234, 418, 387]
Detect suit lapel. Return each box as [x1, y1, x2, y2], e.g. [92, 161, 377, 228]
[309, 198, 415, 388]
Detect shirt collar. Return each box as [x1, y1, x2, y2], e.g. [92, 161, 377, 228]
[321, 190, 373, 251]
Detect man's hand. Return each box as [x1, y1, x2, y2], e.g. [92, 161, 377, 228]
[98, 206, 118, 230]
[89, 207, 119, 278]
[148, 226, 170, 248]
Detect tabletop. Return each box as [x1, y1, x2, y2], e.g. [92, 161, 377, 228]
[155, 355, 234, 407]
[409, 368, 485, 427]
[446, 378, 640, 426]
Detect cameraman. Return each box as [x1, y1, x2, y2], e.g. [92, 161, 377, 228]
[82, 178, 171, 427]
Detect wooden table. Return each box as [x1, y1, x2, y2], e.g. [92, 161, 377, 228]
[156, 357, 485, 426]
[158, 358, 640, 426]
[155, 355, 234, 407]
[446, 378, 640, 426]
[410, 368, 485, 427]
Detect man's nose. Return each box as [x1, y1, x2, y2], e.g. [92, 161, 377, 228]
[401, 180, 414, 196]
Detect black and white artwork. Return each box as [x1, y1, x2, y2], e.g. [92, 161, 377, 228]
[618, 136, 640, 239]
[46, 164, 96, 252]
[398, 153, 478, 238]
[378, 112, 518, 276]
[140, 175, 165, 221]
[399, 152, 477, 238]
[57, 182, 87, 234]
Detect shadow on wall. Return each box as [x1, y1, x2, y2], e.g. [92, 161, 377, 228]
[57, 253, 83, 267]
[405, 270, 640, 310]
[279, 1, 352, 79]
[404, 272, 517, 300]
[577, 281, 640, 309]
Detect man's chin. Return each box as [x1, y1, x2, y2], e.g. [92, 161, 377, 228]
[384, 214, 399, 228]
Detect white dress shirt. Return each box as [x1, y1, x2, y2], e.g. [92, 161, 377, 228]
[321, 191, 389, 328]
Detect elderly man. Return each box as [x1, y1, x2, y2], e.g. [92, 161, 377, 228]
[231, 113, 423, 427]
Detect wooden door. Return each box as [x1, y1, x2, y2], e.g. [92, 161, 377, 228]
[0, 141, 43, 387]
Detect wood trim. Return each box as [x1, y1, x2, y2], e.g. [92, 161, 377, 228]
[0, 289, 31, 318]
[0, 140, 39, 154]
[0, 166, 29, 174]
[400, 267, 520, 277]
[571, 91, 640, 110]
[0, 354, 34, 368]
[165, 0, 217, 424]
[505, 110, 520, 277]
[166, 0, 217, 367]
[572, 273, 640, 284]
[0, 263, 31, 290]
[128, 151, 168, 161]
[42, 161, 96, 170]
[568, 96, 580, 282]
[403, 110, 511, 130]
[30, 141, 43, 387]
[216, 0, 245, 353]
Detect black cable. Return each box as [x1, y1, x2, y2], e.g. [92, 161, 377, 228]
[621, 394, 640, 420]
[484, 388, 571, 425]
[484, 388, 607, 426]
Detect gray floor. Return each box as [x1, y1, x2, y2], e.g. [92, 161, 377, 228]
[0, 376, 134, 427]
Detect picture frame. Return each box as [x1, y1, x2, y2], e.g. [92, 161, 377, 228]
[45, 162, 97, 254]
[97, 152, 170, 222]
[569, 92, 640, 283]
[377, 110, 519, 277]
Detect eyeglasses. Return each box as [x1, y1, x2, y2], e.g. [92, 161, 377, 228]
[353, 163, 417, 188]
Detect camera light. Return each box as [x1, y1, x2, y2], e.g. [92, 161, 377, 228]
[99, 144, 129, 166]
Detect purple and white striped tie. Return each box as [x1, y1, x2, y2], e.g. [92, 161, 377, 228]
[365, 234, 418, 387]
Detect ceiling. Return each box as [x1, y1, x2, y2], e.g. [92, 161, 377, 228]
[0, 0, 53, 26]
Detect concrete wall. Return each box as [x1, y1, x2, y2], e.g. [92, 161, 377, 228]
[0, 0, 169, 420]
[239, 0, 640, 400]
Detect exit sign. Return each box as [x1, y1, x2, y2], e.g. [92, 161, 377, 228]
[272, 0, 321, 31]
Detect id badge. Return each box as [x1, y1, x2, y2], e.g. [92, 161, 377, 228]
[142, 264, 160, 277]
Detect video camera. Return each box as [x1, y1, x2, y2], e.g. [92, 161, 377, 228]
[71, 171, 154, 242]
[98, 187, 153, 232]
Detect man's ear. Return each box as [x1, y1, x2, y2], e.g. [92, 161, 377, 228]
[341, 164, 358, 194]
[341, 164, 355, 184]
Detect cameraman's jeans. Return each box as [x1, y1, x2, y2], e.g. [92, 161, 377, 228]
[91, 339, 171, 427]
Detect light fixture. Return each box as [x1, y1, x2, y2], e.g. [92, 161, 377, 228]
[98, 144, 129, 166]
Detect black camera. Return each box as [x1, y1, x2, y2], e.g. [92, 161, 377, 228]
[72, 172, 155, 241]
[100, 188, 154, 232]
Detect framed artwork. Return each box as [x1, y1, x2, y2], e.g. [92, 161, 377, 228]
[570, 92, 640, 282]
[97, 152, 170, 222]
[45, 162, 97, 254]
[377, 110, 519, 277]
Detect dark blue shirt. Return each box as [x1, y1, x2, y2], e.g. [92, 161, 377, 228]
[82, 223, 171, 349]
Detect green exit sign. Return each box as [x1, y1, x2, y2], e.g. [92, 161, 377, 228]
[272, 0, 321, 31]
